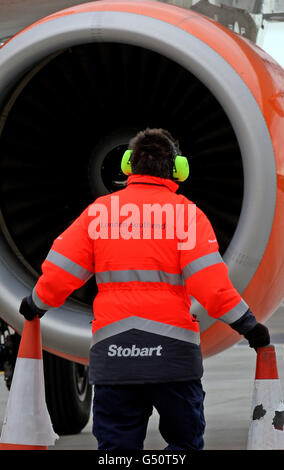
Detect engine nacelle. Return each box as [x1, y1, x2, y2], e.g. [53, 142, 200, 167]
[0, 0, 283, 364]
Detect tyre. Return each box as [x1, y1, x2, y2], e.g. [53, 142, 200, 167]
[43, 350, 92, 435]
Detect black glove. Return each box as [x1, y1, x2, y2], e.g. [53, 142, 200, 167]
[19, 295, 47, 321]
[244, 322, 270, 350]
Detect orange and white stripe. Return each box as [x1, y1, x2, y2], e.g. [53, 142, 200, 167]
[247, 345, 284, 450]
[0, 318, 58, 450]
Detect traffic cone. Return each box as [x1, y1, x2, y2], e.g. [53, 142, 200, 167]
[247, 344, 284, 449]
[0, 317, 59, 449]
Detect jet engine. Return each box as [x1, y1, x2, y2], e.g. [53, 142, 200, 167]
[0, 0, 283, 372]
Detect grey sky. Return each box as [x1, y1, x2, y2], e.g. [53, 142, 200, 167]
[257, 21, 284, 68]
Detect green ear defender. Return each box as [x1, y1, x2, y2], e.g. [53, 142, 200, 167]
[173, 155, 190, 182]
[121, 149, 133, 176]
[121, 149, 190, 182]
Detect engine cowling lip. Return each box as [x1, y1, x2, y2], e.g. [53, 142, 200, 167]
[0, 10, 277, 358]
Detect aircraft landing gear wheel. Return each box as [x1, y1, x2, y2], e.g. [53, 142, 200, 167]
[43, 351, 92, 435]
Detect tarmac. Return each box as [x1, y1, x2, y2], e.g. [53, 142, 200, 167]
[0, 306, 283, 451]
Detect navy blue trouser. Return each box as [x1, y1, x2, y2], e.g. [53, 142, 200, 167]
[92, 380, 206, 450]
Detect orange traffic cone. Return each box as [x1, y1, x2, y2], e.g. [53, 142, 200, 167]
[0, 317, 59, 449]
[247, 344, 284, 449]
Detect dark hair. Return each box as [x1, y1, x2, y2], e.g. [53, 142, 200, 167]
[129, 128, 180, 179]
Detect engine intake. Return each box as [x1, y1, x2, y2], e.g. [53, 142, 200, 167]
[0, 2, 280, 362]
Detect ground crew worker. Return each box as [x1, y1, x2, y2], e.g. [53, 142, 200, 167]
[19, 128, 270, 450]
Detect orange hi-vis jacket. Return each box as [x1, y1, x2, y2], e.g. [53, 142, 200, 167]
[32, 174, 257, 384]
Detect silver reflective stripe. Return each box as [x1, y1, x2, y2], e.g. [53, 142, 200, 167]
[46, 249, 93, 281]
[32, 287, 54, 310]
[218, 299, 249, 325]
[91, 316, 200, 347]
[96, 270, 184, 286]
[182, 252, 223, 280]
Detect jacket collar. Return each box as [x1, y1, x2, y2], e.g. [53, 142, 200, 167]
[127, 174, 179, 193]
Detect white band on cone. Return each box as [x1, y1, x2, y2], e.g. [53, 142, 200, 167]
[0, 358, 59, 446]
[247, 379, 284, 450]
